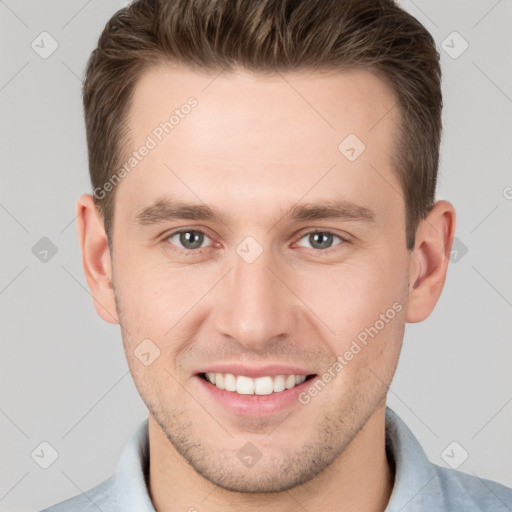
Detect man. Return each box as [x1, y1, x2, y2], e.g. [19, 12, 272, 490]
[41, 0, 512, 511]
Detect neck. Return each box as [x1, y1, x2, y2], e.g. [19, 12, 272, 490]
[147, 404, 394, 512]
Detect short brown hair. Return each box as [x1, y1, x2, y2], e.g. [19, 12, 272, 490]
[83, 0, 442, 251]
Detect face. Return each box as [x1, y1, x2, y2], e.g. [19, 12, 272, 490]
[109, 63, 411, 492]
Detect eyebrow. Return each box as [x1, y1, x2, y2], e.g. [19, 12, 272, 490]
[134, 197, 376, 226]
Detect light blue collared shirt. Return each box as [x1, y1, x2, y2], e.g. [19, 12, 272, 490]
[40, 407, 512, 511]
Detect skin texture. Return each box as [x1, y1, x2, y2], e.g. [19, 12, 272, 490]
[77, 63, 456, 512]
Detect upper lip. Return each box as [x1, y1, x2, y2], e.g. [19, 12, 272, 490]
[195, 364, 317, 379]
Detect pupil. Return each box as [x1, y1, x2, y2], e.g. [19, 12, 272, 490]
[311, 232, 332, 249]
[181, 231, 203, 249]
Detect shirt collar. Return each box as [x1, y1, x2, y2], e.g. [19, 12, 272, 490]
[383, 407, 440, 510]
[115, 417, 155, 512]
[114, 407, 440, 512]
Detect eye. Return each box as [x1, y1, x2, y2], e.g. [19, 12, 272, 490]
[165, 229, 212, 252]
[295, 231, 344, 251]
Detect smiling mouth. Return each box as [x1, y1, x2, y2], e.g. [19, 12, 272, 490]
[198, 372, 317, 396]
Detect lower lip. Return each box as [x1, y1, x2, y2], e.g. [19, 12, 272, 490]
[195, 375, 317, 417]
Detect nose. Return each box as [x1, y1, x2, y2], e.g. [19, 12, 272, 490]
[212, 244, 298, 351]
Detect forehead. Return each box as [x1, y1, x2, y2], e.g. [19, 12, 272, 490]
[116, 63, 402, 224]
[127, 62, 398, 150]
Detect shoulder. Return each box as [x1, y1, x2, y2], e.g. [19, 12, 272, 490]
[431, 463, 512, 511]
[384, 407, 512, 512]
[39, 475, 116, 512]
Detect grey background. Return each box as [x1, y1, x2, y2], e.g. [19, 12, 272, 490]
[1, 1, 511, 511]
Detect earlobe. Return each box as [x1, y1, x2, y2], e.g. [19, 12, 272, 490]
[406, 200, 456, 323]
[76, 194, 120, 325]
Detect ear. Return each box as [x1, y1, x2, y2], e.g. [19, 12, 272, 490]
[406, 200, 456, 323]
[76, 193, 119, 324]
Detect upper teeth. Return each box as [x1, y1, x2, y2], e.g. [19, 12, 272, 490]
[205, 373, 308, 395]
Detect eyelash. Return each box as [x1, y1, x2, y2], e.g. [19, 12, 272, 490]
[162, 228, 347, 256]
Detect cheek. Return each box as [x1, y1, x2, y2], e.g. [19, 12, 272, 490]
[293, 256, 407, 342]
[113, 250, 197, 328]
[113, 259, 219, 374]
